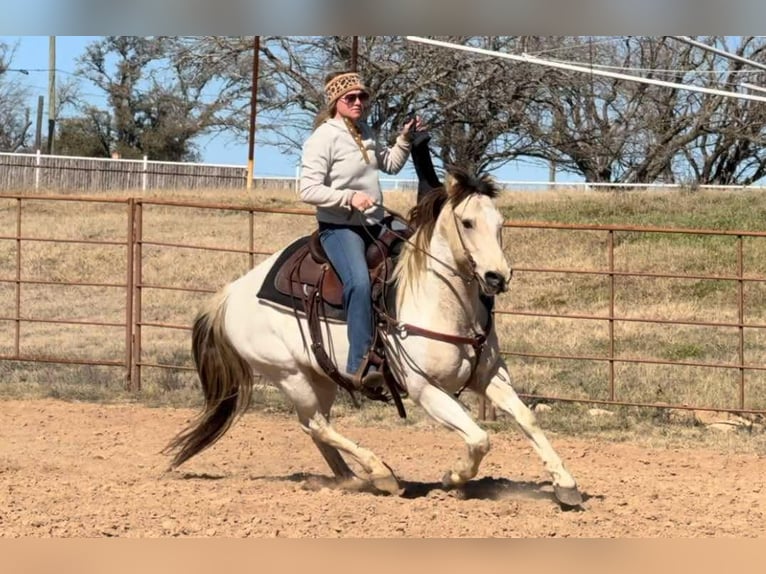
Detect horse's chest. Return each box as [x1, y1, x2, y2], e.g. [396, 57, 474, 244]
[417, 345, 476, 390]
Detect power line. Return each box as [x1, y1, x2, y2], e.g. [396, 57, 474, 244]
[406, 36, 766, 104]
[670, 36, 766, 73]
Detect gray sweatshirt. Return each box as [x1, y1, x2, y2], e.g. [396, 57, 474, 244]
[299, 117, 411, 226]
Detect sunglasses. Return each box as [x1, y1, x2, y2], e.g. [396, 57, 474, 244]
[340, 92, 370, 105]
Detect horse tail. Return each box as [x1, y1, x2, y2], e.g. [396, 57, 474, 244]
[163, 289, 253, 469]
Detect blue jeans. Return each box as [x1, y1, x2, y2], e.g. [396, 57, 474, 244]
[319, 222, 381, 374]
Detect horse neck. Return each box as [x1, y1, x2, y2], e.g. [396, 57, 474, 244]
[398, 226, 483, 334]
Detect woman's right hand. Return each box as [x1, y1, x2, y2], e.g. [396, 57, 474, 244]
[350, 191, 376, 211]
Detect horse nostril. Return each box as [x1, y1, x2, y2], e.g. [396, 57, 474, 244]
[484, 271, 505, 291]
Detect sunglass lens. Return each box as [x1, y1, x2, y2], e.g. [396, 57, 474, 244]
[343, 93, 368, 104]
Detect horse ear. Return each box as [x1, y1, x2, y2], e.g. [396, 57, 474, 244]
[445, 166, 468, 199]
[445, 172, 459, 197]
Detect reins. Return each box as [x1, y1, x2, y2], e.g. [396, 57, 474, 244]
[368, 201, 493, 396]
[370, 201, 480, 286]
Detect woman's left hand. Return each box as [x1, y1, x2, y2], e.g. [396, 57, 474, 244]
[401, 116, 427, 140]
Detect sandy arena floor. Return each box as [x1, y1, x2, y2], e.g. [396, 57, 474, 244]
[1, 399, 764, 537]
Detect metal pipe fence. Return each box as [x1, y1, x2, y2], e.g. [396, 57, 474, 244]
[1, 193, 765, 416]
[494, 221, 766, 415]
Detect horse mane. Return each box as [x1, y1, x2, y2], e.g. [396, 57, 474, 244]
[394, 166, 499, 299]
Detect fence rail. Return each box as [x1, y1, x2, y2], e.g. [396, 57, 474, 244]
[1, 192, 765, 416]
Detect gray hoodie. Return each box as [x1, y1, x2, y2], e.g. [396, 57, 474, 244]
[299, 117, 411, 226]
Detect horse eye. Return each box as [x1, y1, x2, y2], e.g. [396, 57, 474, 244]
[461, 219, 474, 229]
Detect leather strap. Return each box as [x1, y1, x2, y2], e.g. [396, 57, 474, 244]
[379, 309, 493, 398]
[303, 263, 360, 404]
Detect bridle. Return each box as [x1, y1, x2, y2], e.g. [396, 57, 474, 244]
[370, 200, 497, 396]
[372, 200, 482, 285]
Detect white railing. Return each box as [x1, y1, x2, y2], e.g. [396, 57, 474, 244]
[3, 151, 765, 193]
[0, 151, 292, 191]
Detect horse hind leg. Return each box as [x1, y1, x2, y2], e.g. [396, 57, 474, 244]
[300, 373, 358, 482]
[279, 370, 402, 495]
[305, 412, 402, 495]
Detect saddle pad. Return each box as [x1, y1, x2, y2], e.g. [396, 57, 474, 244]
[256, 236, 347, 322]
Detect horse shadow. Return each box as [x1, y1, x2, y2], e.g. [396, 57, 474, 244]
[249, 472, 595, 508]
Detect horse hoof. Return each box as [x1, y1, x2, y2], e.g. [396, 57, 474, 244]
[553, 484, 583, 509]
[441, 470, 463, 489]
[371, 474, 403, 496]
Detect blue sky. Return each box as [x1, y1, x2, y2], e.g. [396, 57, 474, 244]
[1, 35, 572, 183]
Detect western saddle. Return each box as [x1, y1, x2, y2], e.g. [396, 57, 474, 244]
[258, 222, 412, 417]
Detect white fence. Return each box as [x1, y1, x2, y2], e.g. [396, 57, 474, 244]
[0, 151, 295, 191]
[2, 151, 764, 193]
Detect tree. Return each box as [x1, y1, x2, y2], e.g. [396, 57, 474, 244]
[56, 109, 112, 158]
[191, 36, 537, 174]
[0, 41, 33, 152]
[71, 36, 247, 161]
[678, 36, 766, 185]
[56, 36, 766, 185]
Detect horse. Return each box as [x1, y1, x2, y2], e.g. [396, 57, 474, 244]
[163, 167, 583, 508]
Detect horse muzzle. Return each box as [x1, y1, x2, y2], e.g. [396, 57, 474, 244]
[483, 271, 510, 295]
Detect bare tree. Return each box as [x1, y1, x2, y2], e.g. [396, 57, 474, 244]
[73, 36, 247, 161]
[0, 41, 33, 152]
[187, 36, 539, 174]
[516, 36, 766, 184]
[677, 36, 766, 185]
[510, 37, 700, 183]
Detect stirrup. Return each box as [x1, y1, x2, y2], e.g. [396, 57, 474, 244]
[350, 363, 382, 389]
[350, 361, 389, 401]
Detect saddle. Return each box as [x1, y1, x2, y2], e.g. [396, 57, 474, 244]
[271, 230, 396, 318]
[257, 225, 412, 416]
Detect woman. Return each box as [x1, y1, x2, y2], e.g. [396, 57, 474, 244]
[299, 70, 423, 391]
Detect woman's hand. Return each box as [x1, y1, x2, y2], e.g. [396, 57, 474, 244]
[401, 115, 427, 140]
[350, 191, 376, 211]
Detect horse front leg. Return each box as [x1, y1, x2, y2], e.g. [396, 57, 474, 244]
[410, 381, 490, 489]
[481, 361, 583, 507]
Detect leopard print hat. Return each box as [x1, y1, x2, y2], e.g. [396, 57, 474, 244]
[324, 72, 370, 106]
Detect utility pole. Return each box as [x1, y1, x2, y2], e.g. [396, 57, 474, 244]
[246, 36, 260, 190]
[350, 36, 358, 71]
[47, 36, 56, 155]
[35, 95, 44, 151]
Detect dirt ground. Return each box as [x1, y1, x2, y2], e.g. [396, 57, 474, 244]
[0, 399, 764, 538]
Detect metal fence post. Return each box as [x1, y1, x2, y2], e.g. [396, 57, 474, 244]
[737, 235, 745, 409]
[608, 229, 616, 402]
[14, 198, 22, 356]
[249, 209, 255, 270]
[126, 198, 135, 390]
[132, 201, 144, 391]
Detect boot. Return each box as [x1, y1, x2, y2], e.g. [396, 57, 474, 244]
[352, 363, 385, 392]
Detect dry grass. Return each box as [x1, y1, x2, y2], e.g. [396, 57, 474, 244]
[2, 184, 766, 450]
